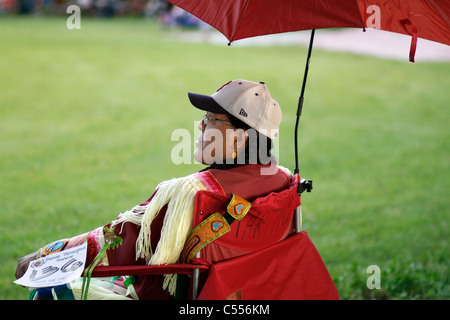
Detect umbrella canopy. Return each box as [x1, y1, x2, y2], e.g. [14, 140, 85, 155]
[168, 0, 450, 61]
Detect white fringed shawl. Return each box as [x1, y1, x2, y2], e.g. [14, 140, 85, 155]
[111, 173, 207, 294]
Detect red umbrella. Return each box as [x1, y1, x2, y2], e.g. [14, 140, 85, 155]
[166, 0, 450, 173]
[167, 0, 450, 60]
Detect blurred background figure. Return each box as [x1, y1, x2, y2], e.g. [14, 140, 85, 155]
[2, 0, 205, 30]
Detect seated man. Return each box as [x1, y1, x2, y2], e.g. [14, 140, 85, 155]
[15, 80, 294, 300]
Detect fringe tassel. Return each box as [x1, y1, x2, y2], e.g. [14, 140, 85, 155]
[70, 278, 132, 300]
[137, 175, 204, 264]
[111, 204, 147, 231]
[163, 274, 178, 296]
[111, 174, 205, 296]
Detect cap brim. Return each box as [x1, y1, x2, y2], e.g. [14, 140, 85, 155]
[188, 93, 227, 114]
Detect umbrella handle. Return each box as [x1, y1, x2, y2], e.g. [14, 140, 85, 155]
[294, 29, 315, 176]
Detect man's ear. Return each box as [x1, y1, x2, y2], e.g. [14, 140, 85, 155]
[234, 128, 248, 149]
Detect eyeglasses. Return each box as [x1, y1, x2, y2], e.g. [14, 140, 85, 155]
[202, 114, 234, 127]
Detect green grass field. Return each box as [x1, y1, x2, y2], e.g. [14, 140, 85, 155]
[0, 16, 448, 300]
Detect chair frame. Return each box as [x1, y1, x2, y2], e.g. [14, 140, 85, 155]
[89, 177, 313, 300]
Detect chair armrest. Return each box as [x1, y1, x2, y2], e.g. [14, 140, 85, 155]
[90, 263, 210, 278]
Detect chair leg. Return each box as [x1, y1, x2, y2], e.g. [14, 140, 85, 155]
[192, 252, 201, 300]
[295, 205, 302, 233]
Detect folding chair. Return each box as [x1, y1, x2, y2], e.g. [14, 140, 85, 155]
[88, 174, 338, 300]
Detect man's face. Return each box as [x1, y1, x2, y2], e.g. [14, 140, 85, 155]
[194, 112, 237, 165]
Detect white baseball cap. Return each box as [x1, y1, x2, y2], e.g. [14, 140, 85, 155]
[188, 80, 282, 140]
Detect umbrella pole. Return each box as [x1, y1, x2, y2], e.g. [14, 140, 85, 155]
[294, 29, 315, 233]
[294, 29, 315, 175]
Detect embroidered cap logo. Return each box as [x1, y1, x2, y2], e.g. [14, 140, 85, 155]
[239, 108, 248, 117]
